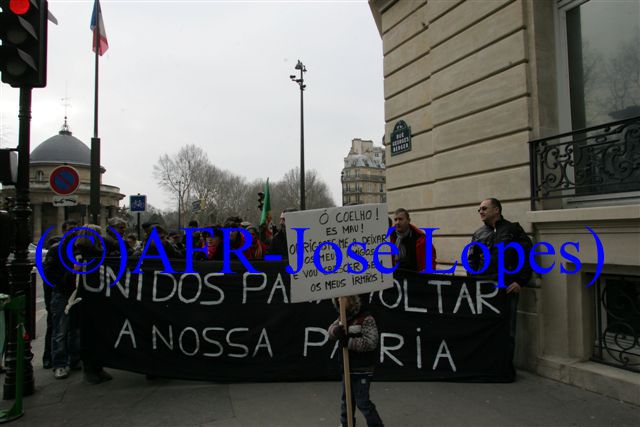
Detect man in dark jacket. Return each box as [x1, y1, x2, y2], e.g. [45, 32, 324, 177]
[467, 198, 532, 292]
[467, 197, 532, 372]
[389, 208, 436, 272]
[42, 219, 78, 369]
[268, 208, 296, 260]
[104, 217, 133, 257]
[44, 232, 81, 379]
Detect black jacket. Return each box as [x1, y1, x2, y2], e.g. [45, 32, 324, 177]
[467, 217, 533, 287]
[328, 302, 378, 372]
[43, 242, 77, 295]
[268, 230, 288, 260]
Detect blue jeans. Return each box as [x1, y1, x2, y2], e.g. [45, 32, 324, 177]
[340, 372, 384, 427]
[42, 281, 52, 365]
[51, 292, 80, 369]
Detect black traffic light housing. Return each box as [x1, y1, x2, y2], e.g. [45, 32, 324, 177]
[0, 0, 48, 88]
[257, 192, 264, 211]
[0, 210, 15, 260]
[0, 149, 19, 185]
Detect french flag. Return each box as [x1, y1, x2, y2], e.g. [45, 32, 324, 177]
[90, 0, 109, 56]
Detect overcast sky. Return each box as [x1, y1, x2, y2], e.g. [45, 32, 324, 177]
[0, 0, 384, 210]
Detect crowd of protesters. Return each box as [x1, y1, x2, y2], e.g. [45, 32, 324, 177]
[34, 198, 530, 427]
[127, 214, 290, 261]
[38, 210, 293, 384]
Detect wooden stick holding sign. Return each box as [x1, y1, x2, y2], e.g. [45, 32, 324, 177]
[284, 204, 393, 427]
[339, 296, 354, 427]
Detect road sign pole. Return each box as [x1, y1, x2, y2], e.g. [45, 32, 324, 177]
[130, 194, 146, 240]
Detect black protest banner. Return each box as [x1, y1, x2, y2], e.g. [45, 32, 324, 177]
[78, 259, 514, 382]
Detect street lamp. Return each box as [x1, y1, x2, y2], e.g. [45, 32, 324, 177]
[290, 59, 307, 211]
[177, 180, 182, 229]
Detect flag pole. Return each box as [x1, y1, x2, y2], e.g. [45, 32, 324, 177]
[90, 0, 101, 225]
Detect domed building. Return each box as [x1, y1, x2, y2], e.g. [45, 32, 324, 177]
[3, 120, 124, 241]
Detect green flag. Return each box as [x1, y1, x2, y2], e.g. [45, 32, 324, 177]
[260, 178, 271, 226]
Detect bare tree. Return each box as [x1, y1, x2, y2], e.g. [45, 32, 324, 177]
[125, 203, 166, 229]
[273, 168, 335, 212]
[599, 34, 640, 118]
[152, 144, 209, 217]
[154, 146, 336, 227]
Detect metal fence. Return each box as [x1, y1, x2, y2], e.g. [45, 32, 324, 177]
[592, 274, 640, 373]
[529, 116, 640, 209]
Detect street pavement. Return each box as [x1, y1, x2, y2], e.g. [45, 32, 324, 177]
[0, 278, 638, 426]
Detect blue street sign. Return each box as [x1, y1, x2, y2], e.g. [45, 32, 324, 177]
[130, 195, 147, 212]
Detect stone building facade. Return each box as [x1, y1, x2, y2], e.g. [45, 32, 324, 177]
[341, 138, 386, 206]
[369, 0, 639, 404]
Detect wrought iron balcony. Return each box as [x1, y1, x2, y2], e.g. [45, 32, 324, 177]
[529, 116, 640, 209]
[341, 174, 385, 183]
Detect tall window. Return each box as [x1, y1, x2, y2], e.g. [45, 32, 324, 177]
[561, 0, 640, 130]
[554, 0, 640, 199]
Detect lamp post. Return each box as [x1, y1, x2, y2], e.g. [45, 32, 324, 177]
[177, 180, 182, 229]
[290, 60, 307, 211]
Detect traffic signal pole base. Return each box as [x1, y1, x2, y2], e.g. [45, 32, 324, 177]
[3, 261, 35, 401]
[0, 295, 29, 422]
[2, 340, 34, 401]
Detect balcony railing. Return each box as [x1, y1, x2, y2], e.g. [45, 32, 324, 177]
[341, 174, 385, 183]
[529, 116, 640, 210]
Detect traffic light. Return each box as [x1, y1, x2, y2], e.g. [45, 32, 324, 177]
[0, 0, 48, 88]
[0, 210, 15, 259]
[257, 192, 264, 211]
[0, 149, 18, 185]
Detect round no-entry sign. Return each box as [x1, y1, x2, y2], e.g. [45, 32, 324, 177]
[49, 165, 80, 196]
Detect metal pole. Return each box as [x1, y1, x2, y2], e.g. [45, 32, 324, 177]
[290, 60, 307, 211]
[299, 69, 305, 211]
[4, 88, 35, 399]
[90, 137, 100, 224]
[177, 181, 182, 229]
[90, 1, 101, 224]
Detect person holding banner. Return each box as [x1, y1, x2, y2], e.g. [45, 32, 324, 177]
[243, 225, 267, 260]
[268, 208, 296, 260]
[42, 219, 79, 370]
[328, 295, 384, 427]
[390, 208, 436, 272]
[74, 225, 114, 384]
[468, 198, 533, 374]
[44, 229, 82, 380]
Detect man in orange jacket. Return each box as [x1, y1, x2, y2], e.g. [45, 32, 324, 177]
[389, 208, 437, 272]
